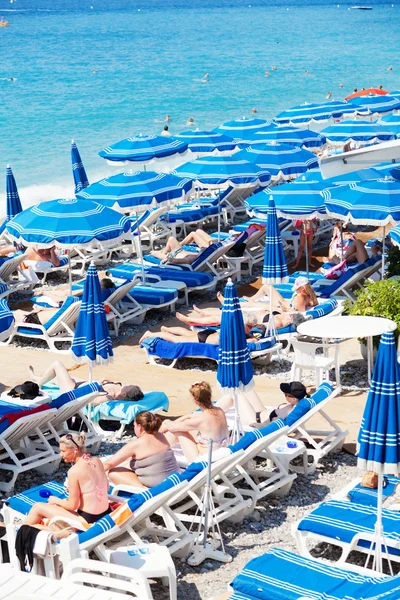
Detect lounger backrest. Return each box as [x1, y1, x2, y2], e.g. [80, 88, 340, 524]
[0, 408, 56, 447]
[50, 382, 103, 409]
[0, 253, 26, 282]
[105, 280, 138, 306]
[316, 259, 373, 298]
[131, 206, 167, 232]
[283, 381, 333, 427]
[44, 296, 81, 333]
[191, 241, 235, 271]
[305, 299, 338, 320]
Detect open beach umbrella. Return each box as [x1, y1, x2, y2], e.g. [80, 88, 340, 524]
[390, 91, 400, 98]
[345, 88, 389, 101]
[98, 134, 188, 167]
[357, 331, 400, 572]
[213, 117, 274, 141]
[71, 262, 113, 382]
[243, 127, 326, 150]
[247, 181, 327, 220]
[173, 129, 238, 155]
[217, 278, 255, 442]
[274, 101, 368, 126]
[71, 140, 89, 195]
[378, 113, 400, 136]
[77, 171, 194, 211]
[5, 164, 22, 222]
[321, 121, 396, 145]
[262, 197, 289, 336]
[348, 94, 400, 115]
[234, 143, 318, 181]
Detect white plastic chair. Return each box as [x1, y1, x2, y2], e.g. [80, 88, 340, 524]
[290, 339, 341, 387]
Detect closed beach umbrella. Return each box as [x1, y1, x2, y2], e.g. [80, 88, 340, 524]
[243, 127, 327, 150]
[358, 331, 400, 571]
[71, 140, 89, 195]
[5, 165, 22, 222]
[173, 155, 271, 188]
[274, 101, 368, 126]
[71, 263, 113, 383]
[247, 181, 327, 220]
[77, 171, 194, 211]
[214, 117, 274, 141]
[348, 94, 400, 115]
[235, 143, 318, 181]
[217, 278, 254, 442]
[0, 298, 15, 340]
[321, 121, 396, 145]
[99, 134, 188, 166]
[174, 129, 238, 155]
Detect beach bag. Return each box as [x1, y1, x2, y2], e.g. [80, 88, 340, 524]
[361, 471, 378, 489]
[324, 259, 347, 280]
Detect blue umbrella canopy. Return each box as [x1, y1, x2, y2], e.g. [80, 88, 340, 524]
[217, 278, 254, 393]
[262, 196, 289, 284]
[247, 181, 327, 220]
[321, 120, 396, 144]
[379, 113, 400, 126]
[274, 100, 368, 126]
[235, 143, 318, 180]
[348, 94, 400, 115]
[6, 197, 131, 249]
[71, 140, 89, 195]
[99, 134, 188, 164]
[213, 117, 274, 141]
[0, 298, 14, 336]
[71, 263, 113, 367]
[243, 127, 327, 149]
[172, 155, 271, 188]
[174, 129, 237, 154]
[389, 91, 400, 98]
[77, 171, 194, 210]
[324, 178, 400, 226]
[5, 165, 22, 222]
[358, 331, 400, 473]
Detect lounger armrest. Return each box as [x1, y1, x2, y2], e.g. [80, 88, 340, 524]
[16, 322, 46, 334]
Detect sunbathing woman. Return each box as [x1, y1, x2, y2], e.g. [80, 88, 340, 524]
[327, 236, 369, 265]
[28, 360, 143, 405]
[161, 382, 229, 462]
[103, 411, 178, 488]
[31, 277, 116, 308]
[24, 432, 111, 528]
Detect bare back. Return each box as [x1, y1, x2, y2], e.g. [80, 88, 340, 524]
[197, 407, 229, 443]
[70, 455, 109, 514]
[130, 432, 172, 460]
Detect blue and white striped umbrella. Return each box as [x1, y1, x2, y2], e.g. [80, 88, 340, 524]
[6, 197, 131, 248]
[214, 117, 274, 141]
[357, 331, 400, 571]
[389, 224, 400, 248]
[274, 100, 368, 126]
[71, 140, 89, 195]
[323, 178, 400, 226]
[217, 278, 254, 393]
[389, 91, 400, 98]
[378, 113, 400, 136]
[262, 196, 289, 284]
[71, 263, 113, 369]
[348, 94, 400, 115]
[243, 127, 327, 149]
[174, 129, 238, 154]
[77, 171, 194, 210]
[5, 165, 22, 222]
[99, 134, 188, 164]
[321, 120, 396, 144]
[0, 298, 14, 338]
[247, 181, 327, 220]
[235, 143, 318, 180]
[172, 155, 271, 188]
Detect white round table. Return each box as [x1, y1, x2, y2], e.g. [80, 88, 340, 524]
[297, 316, 397, 381]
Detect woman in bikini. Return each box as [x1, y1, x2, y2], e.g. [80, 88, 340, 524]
[24, 432, 111, 527]
[161, 382, 229, 463]
[28, 360, 143, 405]
[103, 411, 178, 489]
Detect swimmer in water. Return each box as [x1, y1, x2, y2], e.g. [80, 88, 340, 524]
[92, 69, 98, 74]
[339, 83, 343, 88]
[388, 66, 393, 71]
[272, 66, 277, 71]
[265, 71, 270, 77]
[204, 72, 209, 79]
[252, 107, 257, 114]
[305, 70, 309, 75]
[165, 114, 171, 123]
[326, 92, 332, 99]
[186, 116, 195, 126]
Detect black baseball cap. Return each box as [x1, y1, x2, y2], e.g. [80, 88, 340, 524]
[280, 381, 307, 400]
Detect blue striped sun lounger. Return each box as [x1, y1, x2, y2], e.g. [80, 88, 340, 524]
[107, 262, 216, 291]
[346, 475, 400, 508]
[230, 547, 400, 600]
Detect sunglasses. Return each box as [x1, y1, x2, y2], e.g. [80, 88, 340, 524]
[64, 433, 80, 450]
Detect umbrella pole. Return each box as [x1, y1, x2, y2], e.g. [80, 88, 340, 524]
[382, 225, 386, 279]
[232, 389, 243, 444]
[218, 189, 221, 242]
[135, 210, 146, 280]
[87, 363, 93, 422]
[269, 283, 277, 339]
[340, 223, 344, 262]
[304, 222, 309, 278]
[68, 250, 72, 295]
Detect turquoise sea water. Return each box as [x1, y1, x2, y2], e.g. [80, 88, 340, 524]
[0, 0, 399, 207]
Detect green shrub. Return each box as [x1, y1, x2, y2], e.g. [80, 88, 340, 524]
[345, 279, 400, 345]
[387, 246, 400, 279]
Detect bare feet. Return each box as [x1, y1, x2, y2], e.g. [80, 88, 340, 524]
[176, 312, 189, 324]
[192, 305, 206, 316]
[139, 330, 155, 344]
[28, 365, 39, 383]
[217, 291, 224, 304]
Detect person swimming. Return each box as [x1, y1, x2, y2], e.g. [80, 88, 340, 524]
[186, 116, 195, 126]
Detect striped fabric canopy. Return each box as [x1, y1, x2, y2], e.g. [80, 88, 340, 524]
[235, 143, 318, 180]
[5, 165, 22, 222]
[172, 155, 271, 188]
[174, 130, 238, 153]
[243, 127, 327, 149]
[71, 263, 113, 366]
[71, 140, 89, 194]
[247, 181, 327, 220]
[77, 171, 193, 210]
[214, 117, 274, 141]
[0, 298, 14, 337]
[321, 120, 396, 144]
[348, 94, 400, 114]
[262, 196, 289, 284]
[324, 178, 400, 226]
[99, 134, 188, 164]
[274, 100, 369, 126]
[6, 197, 131, 249]
[217, 278, 254, 393]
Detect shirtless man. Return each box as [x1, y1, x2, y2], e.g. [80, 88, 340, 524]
[25, 245, 60, 269]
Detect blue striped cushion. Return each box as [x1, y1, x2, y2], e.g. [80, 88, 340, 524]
[306, 299, 338, 319]
[284, 382, 333, 427]
[16, 296, 80, 336]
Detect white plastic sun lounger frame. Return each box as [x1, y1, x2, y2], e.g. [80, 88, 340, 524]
[70, 247, 113, 276]
[33, 260, 71, 284]
[6, 300, 82, 353]
[0, 408, 60, 493]
[104, 280, 148, 335]
[315, 260, 381, 302]
[219, 228, 266, 277]
[0, 254, 36, 292]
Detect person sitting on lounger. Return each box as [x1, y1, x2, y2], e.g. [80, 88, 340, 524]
[24, 245, 60, 270]
[102, 411, 178, 488]
[32, 277, 116, 308]
[327, 235, 369, 265]
[24, 432, 111, 527]
[329, 223, 356, 260]
[161, 381, 229, 463]
[28, 360, 144, 406]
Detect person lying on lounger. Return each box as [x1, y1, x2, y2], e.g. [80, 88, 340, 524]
[28, 360, 143, 406]
[31, 277, 116, 308]
[24, 245, 61, 270]
[161, 381, 229, 463]
[102, 411, 178, 488]
[23, 432, 111, 528]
